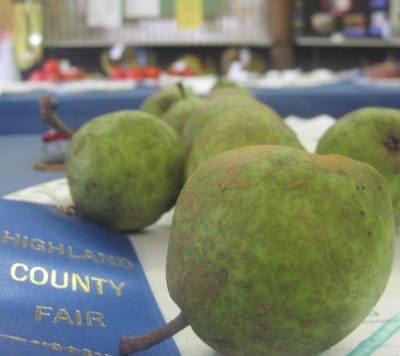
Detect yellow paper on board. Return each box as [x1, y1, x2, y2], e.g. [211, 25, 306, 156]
[175, 0, 203, 29]
[12, 1, 43, 70]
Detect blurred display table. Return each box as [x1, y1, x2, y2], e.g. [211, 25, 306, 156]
[0, 84, 153, 134]
[2, 80, 400, 134]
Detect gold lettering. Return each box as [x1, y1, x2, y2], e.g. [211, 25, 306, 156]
[116, 257, 134, 269]
[65, 346, 79, 353]
[97, 253, 116, 267]
[3, 232, 133, 270]
[36, 306, 105, 327]
[2, 231, 20, 246]
[11, 264, 125, 297]
[51, 343, 63, 351]
[50, 269, 68, 289]
[91, 277, 107, 295]
[86, 311, 106, 328]
[21, 235, 28, 248]
[109, 280, 125, 297]
[67, 246, 81, 260]
[82, 250, 98, 264]
[29, 238, 46, 252]
[53, 308, 74, 325]
[30, 266, 48, 285]
[47, 241, 64, 256]
[75, 310, 82, 326]
[35, 305, 53, 321]
[10, 262, 28, 282]
[42, 342, 63, 351]
[71, 273, 90, 293]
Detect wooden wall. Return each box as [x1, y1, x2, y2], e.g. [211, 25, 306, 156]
[0, 0, 13, 32]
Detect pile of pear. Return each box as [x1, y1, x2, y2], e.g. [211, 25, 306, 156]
[66, 80, 305, 232]
[54, 82, 397, 355]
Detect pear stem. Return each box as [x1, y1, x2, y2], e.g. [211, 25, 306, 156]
[39, 95, 74, 138]
[119, 311, 189, 355]
[177, 82, 187, 99]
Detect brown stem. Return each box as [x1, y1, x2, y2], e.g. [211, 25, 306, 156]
[39, 95, 74, 138]
[177, 82, 187, 99]
[119, 312, 189, 355]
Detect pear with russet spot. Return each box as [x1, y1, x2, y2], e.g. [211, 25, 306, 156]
[119, 145, 395, 355]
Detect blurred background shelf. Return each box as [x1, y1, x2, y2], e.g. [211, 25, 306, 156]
[42, 0, 270, 47]
[4, 1, 400, 82]
[296, 36, 400, 47]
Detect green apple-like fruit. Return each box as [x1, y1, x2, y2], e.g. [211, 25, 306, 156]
[207, 78, 253, 98]
[184, 102, 304, 179]
[119, 145, 394, 355]
[180, 91, 257, 153]
[316, 107, 400, 225]
[66, 110, 185, 232]
[162, 85, 204, 136]
[140, 84, 192, 118]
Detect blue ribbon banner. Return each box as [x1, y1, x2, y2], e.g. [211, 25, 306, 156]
[0, 199, 180, 356]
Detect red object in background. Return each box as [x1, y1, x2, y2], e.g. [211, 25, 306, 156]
[62, 67, 86, 81]
[181, 68, 196, 76]
[42, 131, 71, 143]
[108, 65, 126, 79]
[42, 58, 61, 74]
[28, 58, 88, 82]
[29, 69, 45, 81]
[167, 67, 195, 76]
[142, 65, 161, 79]
[125, 67, 144, 80]
[109, 65, 162, 80]
[29, 67, 63, 83]
[44, 71, 63, 82]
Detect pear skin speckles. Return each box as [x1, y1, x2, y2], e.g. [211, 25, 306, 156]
[166, 144, 395, 355]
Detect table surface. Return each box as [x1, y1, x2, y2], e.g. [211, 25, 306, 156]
[2, 116, 400, 355]
[0, 134, 65, 197]
[0, 114, 335, 197]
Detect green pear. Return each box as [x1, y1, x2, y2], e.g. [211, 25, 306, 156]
[140, 83, 192, 118]
[316, 107, 400, 225]
[66, 110, 185, 232]
[208, 78, 253, 98]
[119, 145, 394, 355]
[162, 87, 204, 137]
[181, 93, 263, 153]
[184, 102, 304, 179]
